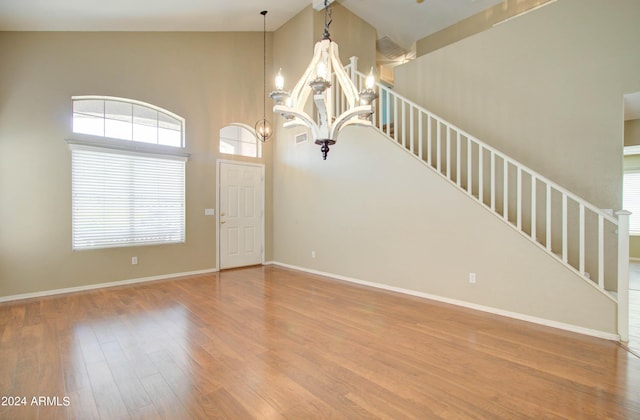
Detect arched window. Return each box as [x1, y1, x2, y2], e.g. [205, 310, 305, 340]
[72, 96, 184, 147]
[67, 96, 188, 250]
[219, 124, 261, 158]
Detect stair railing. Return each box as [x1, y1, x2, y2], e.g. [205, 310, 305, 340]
[335, 57, 630, 340]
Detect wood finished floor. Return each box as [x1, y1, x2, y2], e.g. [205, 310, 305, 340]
[1, 265, 640, 419]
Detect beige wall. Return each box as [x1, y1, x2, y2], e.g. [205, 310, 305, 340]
[626, 119, 640, 147]
[396, 0, 640, 212]
[416, 0, 555, 56]
[0, 31, 273, 297]
[270, 4, 616, 333]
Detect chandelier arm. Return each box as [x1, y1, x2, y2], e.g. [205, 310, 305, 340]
[332, 116, 372, 134]
[289, 42, 324, 108]
[273, 104, 320, 139]
[283, 119, 309, 129]
[329, 104, 374, 140]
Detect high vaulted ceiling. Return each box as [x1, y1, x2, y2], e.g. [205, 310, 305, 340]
[0, 0, 501, 51]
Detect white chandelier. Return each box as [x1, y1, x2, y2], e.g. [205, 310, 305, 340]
[270, 0, 377, 160]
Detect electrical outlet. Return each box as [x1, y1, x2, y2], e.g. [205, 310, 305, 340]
[311, 250, 316, 258]
[132, 256, 138, 265]
[469, 272, 476, 284]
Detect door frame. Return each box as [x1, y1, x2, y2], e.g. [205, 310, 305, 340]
[216, 159, 265, 270]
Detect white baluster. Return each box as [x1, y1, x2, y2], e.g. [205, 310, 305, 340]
[418, 112, 423, 160]
[546, 184, 552, 252]
[562, 194, 568, 263]
[517, 167, 522, 230]
[579, 204, 585, 274]
[437, 121, 442, 173]
[410, 104, 414, 153]
[598, 214, 604, 288]
[531, 175, 536, 241]
[427, 116, 432, 165]
[402, 101, 406, 148]
[504, 160, 509, 221]
[349, 56, 357, 84]
[446, 126, 451, 179]
[467, 138, 472, 194]
[479, 145, 483, 203]
[491, 152, 496, 211]
[386, 89, 392, 137]
[456, 132, 461, 187]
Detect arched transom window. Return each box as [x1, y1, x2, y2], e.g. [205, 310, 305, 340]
[72, 96, 184, 148]
[219, 124, 261, 158]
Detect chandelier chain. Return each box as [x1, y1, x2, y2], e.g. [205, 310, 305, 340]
[322, 0, 332, 40]
[256, 10, 272, 142]
[262, 11, 267, 122]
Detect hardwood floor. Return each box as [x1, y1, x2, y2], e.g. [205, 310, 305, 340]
[1, 265, 640, 419]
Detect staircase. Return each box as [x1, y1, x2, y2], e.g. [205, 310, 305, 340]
[336, 58, 631, 340]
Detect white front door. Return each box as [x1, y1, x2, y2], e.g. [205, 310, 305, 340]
[218, 161, 264, 269]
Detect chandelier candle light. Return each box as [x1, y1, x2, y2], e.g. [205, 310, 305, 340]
[270, 0, 378, 159]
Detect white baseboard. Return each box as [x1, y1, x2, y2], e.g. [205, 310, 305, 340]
[270, 261, 620, 342]
[0, 268, 219, 303]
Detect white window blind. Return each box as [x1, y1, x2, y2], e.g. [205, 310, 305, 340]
[623, 171, 640, 235]
[71, 147, 186, 250]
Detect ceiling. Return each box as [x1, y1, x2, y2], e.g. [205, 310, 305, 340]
[0, 0, 501, 51]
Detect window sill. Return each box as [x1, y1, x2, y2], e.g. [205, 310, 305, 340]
[66, 135, 190, 160]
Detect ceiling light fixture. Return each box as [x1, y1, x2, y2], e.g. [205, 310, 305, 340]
[270, 0, 378, 160]
[255, 10, 272, 142]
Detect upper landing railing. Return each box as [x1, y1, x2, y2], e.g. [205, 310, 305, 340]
[335, 57, 631, 340]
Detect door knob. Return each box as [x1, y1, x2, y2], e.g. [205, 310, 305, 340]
[220, 220, 226, 224]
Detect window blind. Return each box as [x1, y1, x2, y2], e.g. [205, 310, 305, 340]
[71, 147, 186, 250]
[623, 171, 640, 235]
